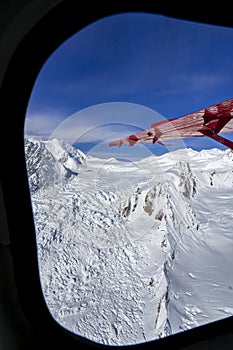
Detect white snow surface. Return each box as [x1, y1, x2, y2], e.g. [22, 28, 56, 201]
[25, 137, 233, 346]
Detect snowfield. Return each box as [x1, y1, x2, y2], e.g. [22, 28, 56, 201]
[25, 137, 233, 345]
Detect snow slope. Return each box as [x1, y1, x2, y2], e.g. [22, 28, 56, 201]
[25, 137, 233, 346]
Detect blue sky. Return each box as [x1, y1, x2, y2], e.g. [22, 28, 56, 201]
[25, 12, 233, 158]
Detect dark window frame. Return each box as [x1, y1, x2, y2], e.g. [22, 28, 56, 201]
[1, 1, 233, 349]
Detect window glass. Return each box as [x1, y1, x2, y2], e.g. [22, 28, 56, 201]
[25, 12, 233, 346]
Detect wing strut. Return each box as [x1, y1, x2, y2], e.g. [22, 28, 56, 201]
[199, 129, 233, 150]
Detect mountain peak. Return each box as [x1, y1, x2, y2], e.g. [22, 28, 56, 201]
[25, 137, 86, 193]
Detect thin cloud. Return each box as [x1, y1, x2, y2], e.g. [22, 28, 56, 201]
[178, 72, 231, 93]
[49, 102, 165, 144]
[25, 111, 66, 137]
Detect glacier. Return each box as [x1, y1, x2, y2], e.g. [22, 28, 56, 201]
[25, 137, 233, 345]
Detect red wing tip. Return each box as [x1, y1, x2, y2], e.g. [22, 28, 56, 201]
[109, 140, 122, 147]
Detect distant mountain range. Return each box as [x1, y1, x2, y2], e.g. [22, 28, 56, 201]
[25, 137, 233, 346]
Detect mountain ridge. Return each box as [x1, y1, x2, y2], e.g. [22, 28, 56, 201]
[25, 136, 233, 345]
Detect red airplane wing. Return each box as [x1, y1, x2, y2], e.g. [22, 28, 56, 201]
[109, 98, 233, 149]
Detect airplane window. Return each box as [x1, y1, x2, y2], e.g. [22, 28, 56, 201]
[24, 12, 233, 346]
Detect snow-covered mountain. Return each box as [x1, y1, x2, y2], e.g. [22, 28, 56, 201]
[25, 137, 86, 193]
[25, 137, 233, 346]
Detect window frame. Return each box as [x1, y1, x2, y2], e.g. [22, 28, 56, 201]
[0, 1, 233, 349]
